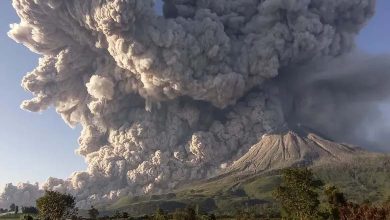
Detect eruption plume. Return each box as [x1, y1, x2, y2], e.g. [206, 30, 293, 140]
[2, 0, 388, 208]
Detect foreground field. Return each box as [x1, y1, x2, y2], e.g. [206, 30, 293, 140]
[1, 155, 388, 219]
[99, 155, 390, 216]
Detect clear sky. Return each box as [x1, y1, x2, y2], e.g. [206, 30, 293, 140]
[0, 1, 389, 190]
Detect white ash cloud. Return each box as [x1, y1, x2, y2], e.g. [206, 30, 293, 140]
[0, 0, 377, 208]
[0, 183, 42, 208]
[86, 76, 115, 101]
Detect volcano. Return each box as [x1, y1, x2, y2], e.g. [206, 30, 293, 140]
[224, 125, 372, 175]
[101, 127, 389, 215]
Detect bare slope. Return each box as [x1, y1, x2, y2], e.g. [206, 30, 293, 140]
[225, 126, 369, 174]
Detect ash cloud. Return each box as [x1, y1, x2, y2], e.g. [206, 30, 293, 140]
[0, 183, 42, 208]
[1, 0, 382, 208]
[279, 53, 390, 151]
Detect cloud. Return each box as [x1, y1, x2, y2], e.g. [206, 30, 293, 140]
[278, 52, 390, 150]
[0, 183, 42, 208]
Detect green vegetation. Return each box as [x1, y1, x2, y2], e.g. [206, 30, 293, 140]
[0, 213, 37, 220]
[20, 207, 38, 215]
[273, 168, 323, 219]
[9, 204, 15, 213]
[15, 166, 384, 219]
[323, 185, 347, 219]
[99, 155, 389, 217]
[0, 204, 37, 220]
[36, 190, 78, 220]
[314, 155, 390, 203]
[74, 156, 388, 219]
[88, 206, 100, 219]
[271, 168, 390, 220]
[1, 155, 388, 219]
[154, 208, 168, 220]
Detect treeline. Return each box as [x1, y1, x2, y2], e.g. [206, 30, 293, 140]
[4, 168, 390, 220]
[0, 203, 38, 214]
[273, 168, 390, 220]
[99, 207, 217, 220]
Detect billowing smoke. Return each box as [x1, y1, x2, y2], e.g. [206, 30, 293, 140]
[0, 183, 42, 208]
[1, 0, 385, 208]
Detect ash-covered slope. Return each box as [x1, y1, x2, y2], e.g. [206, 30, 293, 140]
[226, 126, 368, 174]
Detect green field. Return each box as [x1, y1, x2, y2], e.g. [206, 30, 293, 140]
[99, 155, 390, 216]
[0, 155, 387, 218]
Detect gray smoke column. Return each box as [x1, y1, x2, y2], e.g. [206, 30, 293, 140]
[0, 0, 378, 207]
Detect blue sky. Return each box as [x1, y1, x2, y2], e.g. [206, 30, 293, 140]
[0, 1, 84, 189]
[0, 1, 389, 190]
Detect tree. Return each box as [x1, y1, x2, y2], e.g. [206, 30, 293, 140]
[10, 203, 15, 212]
[14, 205, 19, 214]
[36, 190, 78, 220]
[22, 215, 34, 220]
[235, 209, 256, 220]
[154, 208, 168, 220]
[208, 214, 216, 220]
[21, 206, 39, 214]
[338, 202, 390, 220]
[173, 206, 197, 220]
[122, 212, 129, 219]
[113, 210, 121, 219]
[273, 168, 323, 219]
[324, 185, 347, 219]
[88, 206, 99, 219]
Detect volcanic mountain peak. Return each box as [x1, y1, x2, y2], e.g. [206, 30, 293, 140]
[225, 125, 368, 174]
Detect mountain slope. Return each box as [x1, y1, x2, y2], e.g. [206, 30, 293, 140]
[104, 154, 390, 216]
[225, 127, 369, 174]
[100, 128, 389, 215]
